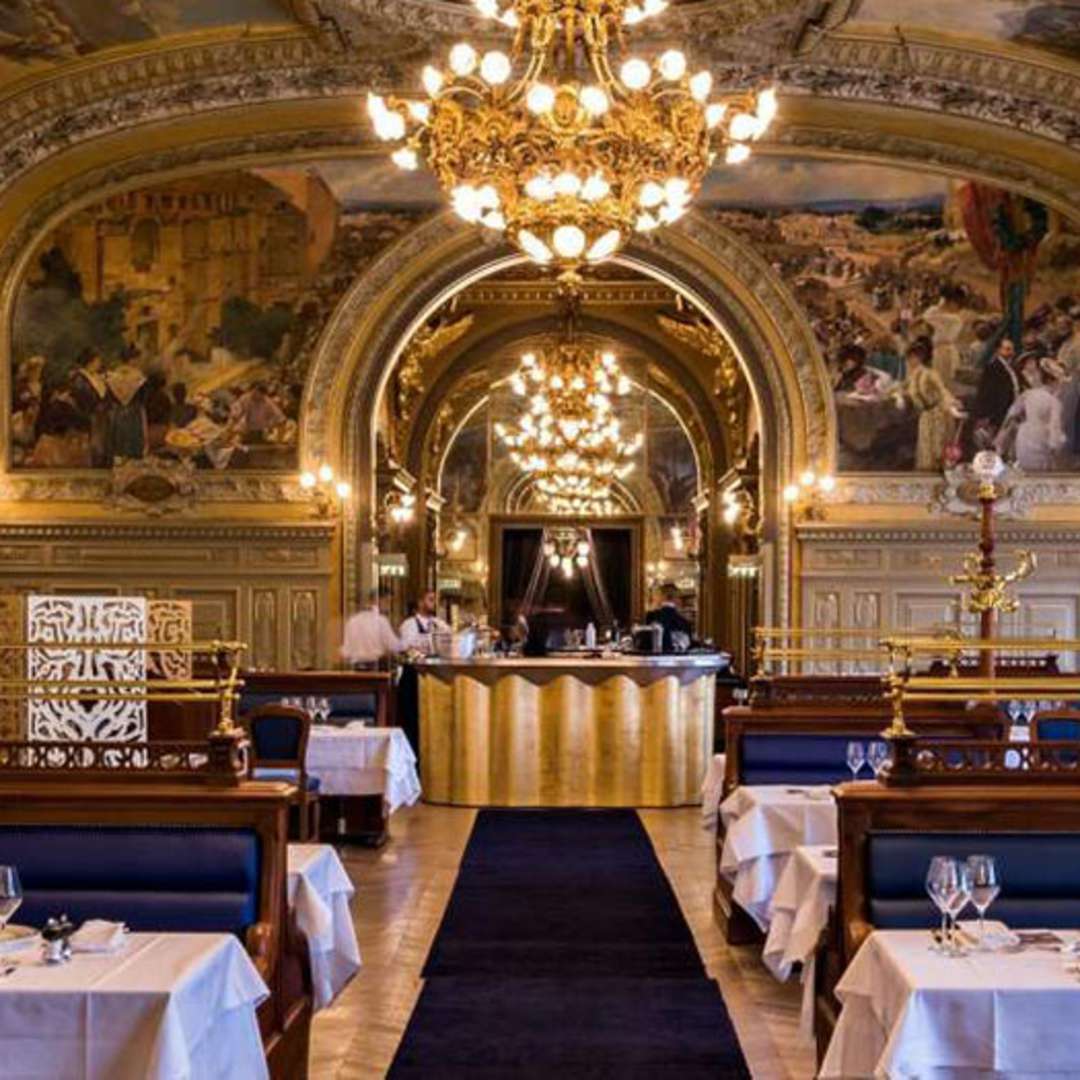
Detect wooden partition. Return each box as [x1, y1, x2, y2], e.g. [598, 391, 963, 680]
[0, 747, 311, 1079]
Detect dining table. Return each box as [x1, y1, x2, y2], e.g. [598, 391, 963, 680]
[306, 722, 421, 811]
[718, 784, 837, 931]
[287, 843, 361, 1010]
[762, 843, 837, 1033]
[820, 927, 1080, 1079]
[0, 931, 268, 1079]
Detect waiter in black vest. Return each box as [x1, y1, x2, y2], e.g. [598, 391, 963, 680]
[644, 583, 693, 653]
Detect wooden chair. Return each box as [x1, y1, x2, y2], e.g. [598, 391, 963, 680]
[244, 705, 320, 841]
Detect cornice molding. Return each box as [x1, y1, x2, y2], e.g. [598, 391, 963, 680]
[834, 476, 1080, 507]
[0, 522, 336, 543]
[798, 523, 1080, 544]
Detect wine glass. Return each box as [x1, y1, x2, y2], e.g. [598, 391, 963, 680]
[965, 855, 1001, 948]
[846, 741, 866, 780]
[945, 862, 973, 953]
[926, 856, 960, 954]
[0, 867, 22, 935]
[867, 741, 890, 778]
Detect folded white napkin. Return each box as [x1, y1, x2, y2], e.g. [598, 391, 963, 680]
[957, 919, 1020, 950]
[69, 920, 127, 953]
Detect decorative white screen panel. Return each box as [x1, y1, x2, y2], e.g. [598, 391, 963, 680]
[148, 600, 192, 680]
[27, 595, 147, 743]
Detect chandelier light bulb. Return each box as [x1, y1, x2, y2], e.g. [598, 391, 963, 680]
[318, 463, 334, 483]
[519, 229, 552, 263]
[480, 50, 512, 85]
[623, 5, 645, 24]
[525, 174, 556, 201]
[636, 211, 659, 232]
[552, 224, 587, 258]
[819, 474, 836, 493]
[300, 471, 316, 489]
[620, 58, 651, 90]
[658, 50, 687, 81]
[783, 483, 800, 503]
[757, 87, 779, 126]
[392, 147, 419, 170]
[726, 143, 751, 165]
[643, 0, 667, 15]
[705, 102, 728, 129]
[421, 65, 444, 97]
[581, 173, 610, 202]
[335, 481, 352, 499]
[800, 470, 817, 488]
[549, 553, 561, 568]
[475, 0, 499, 16]
[451, 185, 483, 222]
[407, 101, 431, 123]
[501, 8, 519, 25]
[729, 111, 763, 142]
[665, 177, 690, 205]
[586, 229, 621, 262]
[449, 42, 478, 76]
[690, 71, 713, 102]
[639, 181, 665, 208]
[527, 83, 556, 113]
[553, 171, 583, 197]
[580, 85, 609, 116]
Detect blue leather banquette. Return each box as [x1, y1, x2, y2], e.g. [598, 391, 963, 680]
[240, 690, 378, 725]
[0, 824, 260, 936]
[740, 733, 864, 787]
[866, 830, 1080, 931]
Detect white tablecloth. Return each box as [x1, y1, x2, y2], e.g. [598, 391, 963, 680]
[287, 843, 361, 1010]
[763, 843, 837, 1034]
[307, 724, 421, 810]
[718, 784, 837, 931]
[700, 753, 726, 830]
[821, 929, 1080, 1079]
[0, 932, 268, 1080]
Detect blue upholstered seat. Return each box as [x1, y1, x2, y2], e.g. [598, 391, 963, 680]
[0, 825, 260, 936]
[740, 733, 863, 786]
[252, 766, 321, 791]
[867, 831, 1080, 930]
[1035, 717, 1080, 741]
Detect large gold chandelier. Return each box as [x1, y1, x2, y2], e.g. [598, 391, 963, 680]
[367, 0, 777, 275]
[494, 325, 642, 514]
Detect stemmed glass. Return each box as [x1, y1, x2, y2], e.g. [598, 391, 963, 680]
[0, 867, 22, 935]
[924, 851, 967, 954]
[318, 697, 331, 723]
[846, 741, 866, 780]
[965, 855, 1001, 948]
[867, 741, 890, 779]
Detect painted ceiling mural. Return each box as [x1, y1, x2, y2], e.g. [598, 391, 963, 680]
[10, 160, 435, 471]
[850, 1, 1080, 59]
[704, 158, 1080, 474]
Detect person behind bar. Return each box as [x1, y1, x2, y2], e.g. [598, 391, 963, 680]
[644, 583, 693, 654]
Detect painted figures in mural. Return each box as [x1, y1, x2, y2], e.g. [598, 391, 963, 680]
[715, 172, 1080, 473]
[10, 167, 427, 470]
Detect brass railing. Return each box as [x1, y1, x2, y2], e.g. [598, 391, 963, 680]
[0, 640, 247, 736]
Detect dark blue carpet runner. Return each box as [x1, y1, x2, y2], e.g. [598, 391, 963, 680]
[389, 809, 752, 1078]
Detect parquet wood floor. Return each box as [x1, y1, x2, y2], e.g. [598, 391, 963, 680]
[310, 804, 816, 1079]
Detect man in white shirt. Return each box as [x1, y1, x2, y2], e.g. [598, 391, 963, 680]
[340, 590, 403, 666]
[399, 590, 450, 653]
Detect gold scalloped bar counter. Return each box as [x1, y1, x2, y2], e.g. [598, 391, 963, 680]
[416, 654, 727, 807]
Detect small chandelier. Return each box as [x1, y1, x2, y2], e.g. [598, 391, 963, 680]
[367, 0, 777, 276]
[494, 313, 642, 514]
[543, 527, 592, 578]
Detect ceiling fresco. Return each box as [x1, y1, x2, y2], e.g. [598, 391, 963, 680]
[849, 0, 1080, 59]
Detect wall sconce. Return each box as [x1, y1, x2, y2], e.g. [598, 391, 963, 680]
[299, 462, 351, 517]
[727, 554, 761, 579]
[782, 469, 835, 521]
[386, 491, 417, 526]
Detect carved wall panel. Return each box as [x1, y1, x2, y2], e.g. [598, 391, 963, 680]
[0, 593, 24, 739]
[290, 590, 318, 670]
[251, 591, 278, 671]
[147, 600, 192, 681]
[26, 595, 147, 743]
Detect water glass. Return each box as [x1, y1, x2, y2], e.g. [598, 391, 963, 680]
[846, 741, 866, 780]
[867, 740, 890, 778]
[965, 854, 1001, 947]
[0, 867, 22, 932]
[318, 697, 331, 723]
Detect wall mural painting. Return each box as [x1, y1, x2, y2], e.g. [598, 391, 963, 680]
[10, 162, 436, 471]
[703, 159, 1080, 473]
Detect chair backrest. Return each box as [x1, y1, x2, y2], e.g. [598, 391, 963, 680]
[1033, 709, 1080, 742]
[245, 704, 311, 768]
[0, 823, 260, 936]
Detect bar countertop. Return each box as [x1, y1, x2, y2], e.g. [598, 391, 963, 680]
[414, 651, 731, 671]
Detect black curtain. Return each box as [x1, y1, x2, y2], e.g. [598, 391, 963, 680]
[590, 528, 632, 626]
[501, 528, 543, 622]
